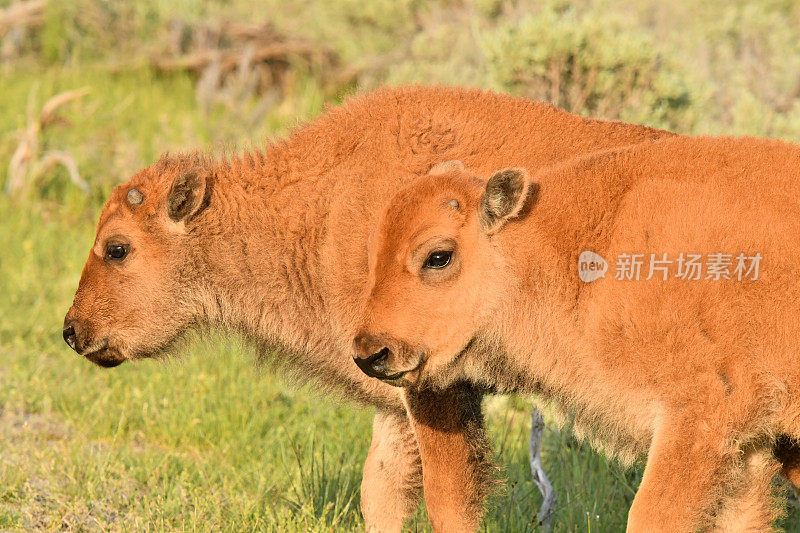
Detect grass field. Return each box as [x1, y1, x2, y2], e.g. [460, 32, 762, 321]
[2, 0, 800, 530]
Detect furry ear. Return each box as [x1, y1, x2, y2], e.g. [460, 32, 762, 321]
[167, 166, 209, 222]
[427, 160, 465, 175]
[479, 168, 533, 233]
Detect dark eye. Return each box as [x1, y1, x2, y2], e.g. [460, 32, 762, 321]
[105, 244, 128, 261]
[423, 250, 453, 269]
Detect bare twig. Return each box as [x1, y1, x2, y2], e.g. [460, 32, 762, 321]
[40, 87, 91, 126]
[6, 83, 40, 194]
[35, 150, 88, 192]
[530, 408, 556, 531]
[5, 85, 90, 195]
[7, 133, 33, 193]
[549, 58, 562, 107]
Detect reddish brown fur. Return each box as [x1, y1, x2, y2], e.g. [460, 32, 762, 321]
[65, 86, 676, 531]
[356, 135, 800, 531]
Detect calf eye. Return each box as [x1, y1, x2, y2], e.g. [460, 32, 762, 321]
[424, 250, 452, 269]
[105, 244, 129, 261]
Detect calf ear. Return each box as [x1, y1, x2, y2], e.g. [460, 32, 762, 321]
[167, 167, 209, 222]
[427, 160, 465, 175]
[479, 168, 533, 234]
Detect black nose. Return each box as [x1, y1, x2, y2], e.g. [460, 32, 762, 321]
[353, 347, 391, 379]
[353, 333, 394, 379]
[63, 324, 77, 351]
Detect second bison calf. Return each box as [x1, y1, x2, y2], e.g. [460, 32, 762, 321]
[354, 135, 800, 531]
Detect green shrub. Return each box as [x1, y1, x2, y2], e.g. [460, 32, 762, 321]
[483, 5, 696, 130]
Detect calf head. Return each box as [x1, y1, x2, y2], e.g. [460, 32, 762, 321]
[353, 162, 534, 387]
[64, 160, 211, 367]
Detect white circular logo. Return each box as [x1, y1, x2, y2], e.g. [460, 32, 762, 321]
[578, 251, 607, 283]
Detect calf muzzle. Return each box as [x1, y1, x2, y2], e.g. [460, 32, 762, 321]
[353, 347, 394, 379]
[352, 333, 408, 381]
[62, 324, 77, 351]
[62, 315, 124, 368]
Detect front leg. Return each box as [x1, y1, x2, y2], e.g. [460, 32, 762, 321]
[361, 408, 424, 532]
[713, 448, 782, 532]
[773, 435, 800, 493]
[628, 410, 740, 532]
[403, 382, 495, 532]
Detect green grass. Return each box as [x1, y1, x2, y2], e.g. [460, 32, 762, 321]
[2, 0, 800, 529]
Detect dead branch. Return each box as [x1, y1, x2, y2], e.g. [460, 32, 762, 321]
[0, 0, 46, 35]
[5, 85, 90, 195]
[146, 19, 349, 102]
[40, 87, 91, 126]
[35, 150, 88, 192]
[152, 41, 335, 75]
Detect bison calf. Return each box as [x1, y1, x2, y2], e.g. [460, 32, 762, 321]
[63, 85, 678, 531]
[355, 136, 800, 531]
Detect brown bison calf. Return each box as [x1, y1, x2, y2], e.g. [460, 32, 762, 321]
[63, 85, 677, 531]
[355, 136, 800, 531]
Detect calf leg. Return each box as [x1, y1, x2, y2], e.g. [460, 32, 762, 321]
[361, 408, 423, 533]
[403, 382, 495, 532]
[773, 435, 800, 492]
[713, 448, 783, 532]
[627, 411, 738, 532]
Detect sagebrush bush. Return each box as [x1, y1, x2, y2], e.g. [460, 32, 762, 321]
[482, 5, 697, 130]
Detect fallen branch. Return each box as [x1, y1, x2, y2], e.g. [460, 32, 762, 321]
[0, 0, 46, 35]
[146, 19, 353, 101]
[151, 41, 332, 74]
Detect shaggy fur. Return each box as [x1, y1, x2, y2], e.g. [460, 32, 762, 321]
[355, 135, 800, 531]
[64, 85, 675, 531]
